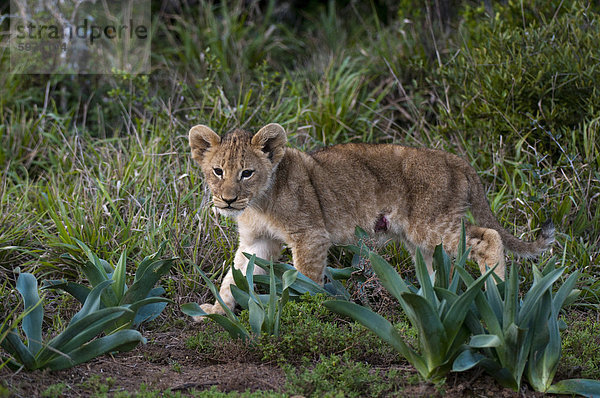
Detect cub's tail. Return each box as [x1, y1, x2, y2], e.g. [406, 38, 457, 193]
[467, 168, 555, 257]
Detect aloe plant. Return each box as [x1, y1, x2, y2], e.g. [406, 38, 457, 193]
[325, 227, 495, 382]
[181, 255, 299, 339]
[249, 254, 351, 300]
[453, 260, 600, 395]
[42, 240, 176, 332]
[181, 265, 252, 340]
[230, 255, 298, 336]
[0, 273, 145, 371]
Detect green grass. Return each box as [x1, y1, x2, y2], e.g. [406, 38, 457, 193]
[1, 0, 599, 395]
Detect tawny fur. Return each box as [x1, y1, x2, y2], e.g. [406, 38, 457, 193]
[189, 123, 555, 317]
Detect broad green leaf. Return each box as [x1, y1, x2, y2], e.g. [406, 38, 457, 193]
[231, 263, 250, 293]
[503, 264, 519, 330]
[327, 266, 354, 280]
[180, 303, 249, 340]
[246, 255, 256, 288]
[15, 273, 43, 356]
[454, 266, 502, 337]
[133, 287, 169, 326]
[41, 280, 91, 305]
[46, 329, 145, 371]
[266, 264, 277, 334]
[282, 269, 298, 291]
[39, 307, 132, 364]
[122, 258, 174, 305]
[552, 271, 579, 314]
[478, 359, 520, 391]
[248, 298, 265, 336]
[518, 268, 564, 326]
[547, 378, 600, 396]
[71, 280, 114, 324]
[368, 251, 411, 302]
[324, 300, 428, 378]
[135, 243, 167, 282]
[469, 334, 501, 348]
[127, 296, 172, 321]
[414, 250, 437, 306]
[195, 268, 239, 321]
[73, 239, 111, 286]
[230, 285, 252, 309]
[442, 265, 495, 343]
[401, 293, 447, 370]
[250, 256, 329, 295]
[1, 329, 36, 369]
[503, 322, 528, 387]
[452, 349, 486, 372]
[112, 250, 127, 301]
[433, 244, 451, 290]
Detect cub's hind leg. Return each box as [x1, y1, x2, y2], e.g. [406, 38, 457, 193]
[465, 225, 506, 279]
[194, 237, 281, 320]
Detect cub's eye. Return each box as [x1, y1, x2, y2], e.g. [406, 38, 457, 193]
[213, 168, 223, 178]
[241, 169, 254, 179]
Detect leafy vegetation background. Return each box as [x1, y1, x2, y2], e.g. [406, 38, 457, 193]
[1, 0, 599, 396]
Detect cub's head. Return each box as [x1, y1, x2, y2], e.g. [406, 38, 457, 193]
[188, 123, 287, 217]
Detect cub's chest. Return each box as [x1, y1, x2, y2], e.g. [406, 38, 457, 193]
[237, 208, 288, 242]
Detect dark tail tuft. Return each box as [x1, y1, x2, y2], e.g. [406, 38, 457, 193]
[540, 219, 555, 242]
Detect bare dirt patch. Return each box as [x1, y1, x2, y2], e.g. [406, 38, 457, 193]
[1, 326, 285, 397]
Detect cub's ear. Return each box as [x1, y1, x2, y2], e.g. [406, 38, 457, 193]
[251, 123, 287, 164]
[189, 125, 221, 164]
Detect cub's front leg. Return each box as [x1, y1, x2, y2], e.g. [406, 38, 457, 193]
[289, 231, 331, 286]
[194, 237, 281, 320]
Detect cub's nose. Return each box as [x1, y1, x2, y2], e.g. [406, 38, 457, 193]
[222, 196, 238, 205]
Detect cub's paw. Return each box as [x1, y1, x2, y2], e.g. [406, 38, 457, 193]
[191, 302, 226, 322]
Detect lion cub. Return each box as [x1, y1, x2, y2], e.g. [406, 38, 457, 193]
[189, 123, 554, 316]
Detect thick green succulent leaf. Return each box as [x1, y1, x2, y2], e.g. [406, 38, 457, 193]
[452, 349, 486, 372]
[266, 264, 277, 333]
[469, 334, 502, 348]
[282, 269, 298, 291]
[127, 296, 172, 327]
[41, 280, 91, 305]
[231, 263, 250, 293]
[442, 265, 495, 344]
[15, 273, 43, 356]
[38, 307, 132, 365]
[400, 293, 448, 370]
[132, 287, 169, 326]
[122, 258, 175, 305]
[454, 266, 503, 338]
[1, 328, 36, 369]
[433, 244, 452, 290]
[73, 239, 111, 285]
[180, 303, 249, 340]
[230, 285, 271, 309]
[46, 329, 146, 371]
[327, 267, 354, 280]
[368, 251, 411, 305]
[250, 255, 330, 295]
[136, 242, 168, 278]
[414, 250, 437, 305]
[112, 250, 127, 301]
[552, 271, 579, 314]
[503, 264, 519, 330]
[248, 298, 265, 336]
[518, 267, 564, 326]
[324, 300, 428, 378]
[546, 379, 600, 396]
[71, 279, 114, 324]
[503, 322, 529, 387]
